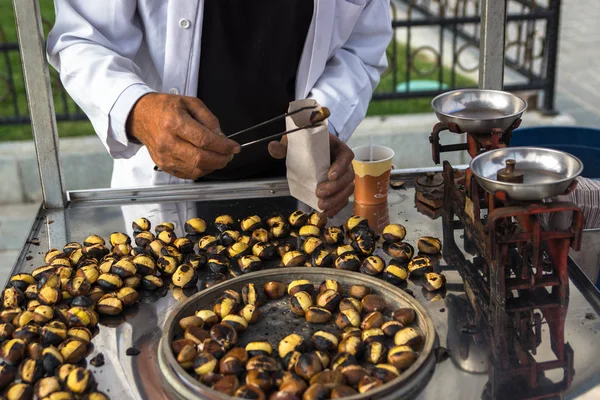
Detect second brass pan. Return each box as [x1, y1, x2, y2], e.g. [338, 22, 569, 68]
[159, 267, 438, 400]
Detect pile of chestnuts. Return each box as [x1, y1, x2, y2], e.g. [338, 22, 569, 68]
[0, 210, 444, 398]
[172, 279, 424, 399]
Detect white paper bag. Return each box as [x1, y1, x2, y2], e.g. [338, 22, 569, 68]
[286, 99, 331, 211]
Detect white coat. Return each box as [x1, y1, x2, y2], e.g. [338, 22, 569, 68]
[47, 0, 392, 227]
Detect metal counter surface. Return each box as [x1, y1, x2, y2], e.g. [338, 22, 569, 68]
[7, 185, 600, 400]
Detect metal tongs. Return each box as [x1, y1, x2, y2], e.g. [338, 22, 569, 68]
[228, 105, 331, 148]
[153, 106, 330, 171]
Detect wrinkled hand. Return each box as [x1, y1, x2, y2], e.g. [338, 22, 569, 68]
[268, 134, 355, 217]
[127, 93, 240, 179]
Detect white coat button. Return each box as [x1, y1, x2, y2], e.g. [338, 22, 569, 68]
[179, 19, 191, 29]
[168, 88, 179, 95]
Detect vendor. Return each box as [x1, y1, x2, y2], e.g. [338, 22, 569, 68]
[47, 1, 392, 217]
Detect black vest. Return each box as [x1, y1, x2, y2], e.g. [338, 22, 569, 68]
[197, 0, 314, 180]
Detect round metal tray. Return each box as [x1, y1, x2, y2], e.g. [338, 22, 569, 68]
[159, 268, 437, 400]
[470, 146, 583, 201]
[431, 89, 527, 133]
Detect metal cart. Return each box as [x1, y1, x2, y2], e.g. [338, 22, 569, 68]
[9, 0, 600, 399]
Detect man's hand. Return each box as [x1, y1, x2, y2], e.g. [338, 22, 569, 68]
[268, 134, 355, 217]
[127, 93, 240, 179]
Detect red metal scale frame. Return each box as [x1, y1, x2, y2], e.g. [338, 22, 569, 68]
[429, 121, 583, 399]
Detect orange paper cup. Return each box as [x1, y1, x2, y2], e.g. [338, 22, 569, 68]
[351, 145, 395, 205]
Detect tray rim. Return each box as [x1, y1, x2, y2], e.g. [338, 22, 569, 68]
[159, 267, 438, 400]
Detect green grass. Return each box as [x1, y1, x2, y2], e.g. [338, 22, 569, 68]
[0, 1, 94, 141]
[0, 3, 475, 141]
[367, 43, 476, 116]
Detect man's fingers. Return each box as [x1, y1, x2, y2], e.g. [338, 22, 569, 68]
[268, 140, 288, 159]
[184, 97, 222, 132]
[327, 139, 354, 181]
[318, 183, 355, 215]
[178, 115, 241, 155]
[316, 168, 354, 199]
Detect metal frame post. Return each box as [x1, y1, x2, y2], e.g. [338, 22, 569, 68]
[542, 0, 562, 115]
[479, 0, 508, 90]
[12, 0, 66, 209]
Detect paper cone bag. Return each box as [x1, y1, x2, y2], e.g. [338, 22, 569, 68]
[286, 99, 331, 211]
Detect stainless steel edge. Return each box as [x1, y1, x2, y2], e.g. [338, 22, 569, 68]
[478, 0, 507, 90]
[568, 257, 600, 315]
[2, 203, 45, 287]
[66, 167, 471, 207]
[12, 0, 66, 209]
[67, 178, 291, 206]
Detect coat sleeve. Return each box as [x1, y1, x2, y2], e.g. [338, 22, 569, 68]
[46, 1, 156, 159]
[309, 0, 392, 142]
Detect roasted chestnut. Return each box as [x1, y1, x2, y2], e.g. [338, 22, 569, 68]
[334, 253, 361, 272]
[382, 224, 407, 243]
[196, 310, 219, 327]
[96, 273, 123, 292]
[210, 323, 238, 350]
[132, 217, 151, 233]
[383, 263, 409, 285]
[330, 385, 358, 398]
[287, 280, 313, 296]
[97, 296, 124, 315]
[362, 328, 385, 344]
[215, 215, 234, 232]
[41, 321, 67, 346]
[345, 215, 368, 233]
[241, 215, 262, 232]
[392, 308, 416, 326]
[278, 333, 305, 358]
[310, 248, 335, 268]
[338, 336, 362, 357]
[423, 272, 447, 291]
[323, 226, 344, 246]
[335, 308, 361, 330]
[357, 375, 383, 393]
[142, 275, 164, 292]
[360, 256, 385, 276]
[234, 385, 266, 400]
[213, 297, 238, 319]
[270, 221, 291, 239]
[417, 236, 442, 254]
[246, 341, 273, 358]
[351, 233, 375, 257]
[364, 342, 387, 364]
[193, 352, 218, 376]
[335, 245, 355, 257]
[361, 294, 387, 313]
[315, 289, 341, 312]
[407, 255, 433, 277]
[301, 237, 324, 255]
[213, 375, 240, 396]
[339, 364, 368, 387]
[41, 346, 64, 374]
[237, 304, 259, 324]
[290, 291, 313, 316]
[305, 307, 332, 324]
[349, 285, 371, 300]
[387, 345, 418, 370]
[19, 358, 44, 384]
[246, 369, 273, 392]
[242, 283, 266, 307]
[59, 339, 88, 363]
[222, 315, 249, 332]
[382, 320, 404, 337]
[311, 331, 338, 352]
[252, 242, 277, 260]
[288, 211, 308, 228]
[394, 327, 421, 348]
[237, 255, 262, 274]
[251, 228, 270, 244]
[282, 251, 307, 267]
[6, 383, 34, 400]
[263, 281, 287, 299]
[134, 231, 155, 247]
[295, 352, 323, 380]
[361, 311, 385, 330]
[339, 297, 362, 313]
[172, 264, 198, 289]
[299, 225, 320, 238]
[9, 274, 35, 292]
[206, 254, 230, 274]
[198, 235, 219, 251]
[385, 241, 414, 262]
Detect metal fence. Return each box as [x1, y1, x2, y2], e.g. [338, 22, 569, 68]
[379, 0, 561, 113]
[0, 0, 562, 125]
